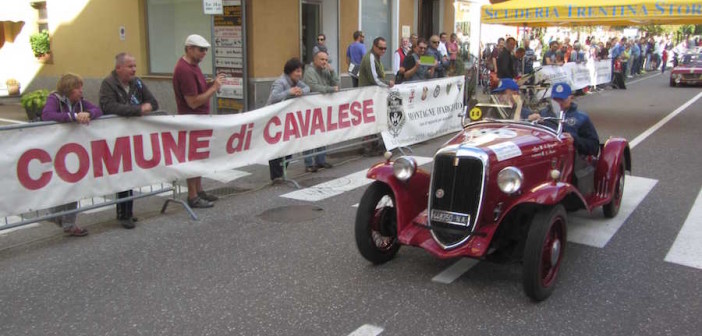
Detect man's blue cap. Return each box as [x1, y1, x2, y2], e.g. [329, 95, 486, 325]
[491, 78, 519, 93]
[551, 82, 572, 99]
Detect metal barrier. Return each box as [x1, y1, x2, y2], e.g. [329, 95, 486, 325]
[0, 115, 197, 232]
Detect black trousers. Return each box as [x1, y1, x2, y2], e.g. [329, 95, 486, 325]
[351, 77, 359, 88]
[116, 190, 134, 220]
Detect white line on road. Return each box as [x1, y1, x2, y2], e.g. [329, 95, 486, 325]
[568, 176, 658, 248]
[665, 187, 702, 270]
[282, 157, 433, 202]
[431, 258, 480, 284]
[348, 324, 384, 336]
[0, 117, 27, 124]
[629, 91, 702, 149]
[627, 72, 661, 85]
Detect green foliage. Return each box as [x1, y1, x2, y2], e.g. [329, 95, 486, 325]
[29, 30, 51, 57]
[20, 89, 50, 111]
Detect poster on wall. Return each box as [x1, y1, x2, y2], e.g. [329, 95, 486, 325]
[213, 1, 246, 113]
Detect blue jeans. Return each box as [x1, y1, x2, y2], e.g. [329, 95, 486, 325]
[304, 147, 326, 167]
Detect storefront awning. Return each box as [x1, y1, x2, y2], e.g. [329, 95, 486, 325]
[481, 0, 702, 27]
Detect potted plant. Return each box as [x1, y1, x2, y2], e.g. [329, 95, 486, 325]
[5, 78, 20, 96]
[20, 89, 50, 122]
[29, 30, 52, 62]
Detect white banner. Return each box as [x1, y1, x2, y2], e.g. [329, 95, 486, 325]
[535, 60, 612, 97]
[381, 76, 465, 150]
[0, 87, 388, 217]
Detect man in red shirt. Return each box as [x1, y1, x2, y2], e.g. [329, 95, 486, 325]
[172, 34, 224, 208]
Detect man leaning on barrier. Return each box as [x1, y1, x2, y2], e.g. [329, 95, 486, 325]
[302, 50, 338, 173]
[99, 52, 160, 229]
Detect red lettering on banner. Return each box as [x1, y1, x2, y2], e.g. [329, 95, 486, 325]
[264, 117, 282, 144]
[362, 99, 375, 122]
[283, 113, 301, 142]
[134, 133, 161, 169]
[91, 136, 133, 177]
[325, 107, 338, 131]
[162, 131, 187, 166]
[54, 143, 90, 183]
[310, 108, 325, 135]
[227, 123, 254, 154]
[17, 149, 52, 190]
[338, 103, 351, 128]
[188, 129, 212, 161]
[296, 110, 312, 137]
[350, 101, 362, 126]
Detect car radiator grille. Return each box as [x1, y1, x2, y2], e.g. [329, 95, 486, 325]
[429, 154, 485, 247]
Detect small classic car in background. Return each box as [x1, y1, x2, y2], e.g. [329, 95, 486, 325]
[355, 100, 631, 301]
[670, 51, 702, 87]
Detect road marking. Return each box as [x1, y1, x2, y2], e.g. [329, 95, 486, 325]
[0, 117, 27, 124]
[204, 169, 251, 183]
[352, 203, 359, 208]
[282, 157, 433, 202]
[568, 176, 658, 248]
[432, 258, 480, 284]
[630, 91, 702, 149]
[348, 324, 383, 336]
[665, 187, 702, 269]
[627, 72, 661, 85]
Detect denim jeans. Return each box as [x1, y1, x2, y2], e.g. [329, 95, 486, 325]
[303, 147, 326, 167]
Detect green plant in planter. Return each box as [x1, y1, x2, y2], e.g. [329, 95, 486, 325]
[29, 30, 51, 57]
[20, 89, 50, 122]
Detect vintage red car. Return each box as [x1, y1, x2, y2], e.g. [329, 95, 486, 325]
[355, 101, 631, 301]
[670, 51, 702, 86]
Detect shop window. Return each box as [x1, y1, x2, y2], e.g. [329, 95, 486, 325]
[30, 1, 48, 32]
[145, 0, 212, 75]
[361, 0, 393, 71]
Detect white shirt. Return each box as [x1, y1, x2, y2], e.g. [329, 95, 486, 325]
[393, 49, 403, 73]
[438, 41, 448, 58]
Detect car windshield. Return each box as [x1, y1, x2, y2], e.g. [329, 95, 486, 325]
[680, 53, 702, 66]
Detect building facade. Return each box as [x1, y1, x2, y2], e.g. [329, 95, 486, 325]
[1, 0, 462, 113]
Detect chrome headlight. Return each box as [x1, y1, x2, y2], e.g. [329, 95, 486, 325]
[393, 156, 417, 182]
[497, 167, 523, 194]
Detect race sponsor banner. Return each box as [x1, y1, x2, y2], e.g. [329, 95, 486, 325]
[0, 87, 387, 217]
[381, 76, 465, 150]
[535, 60, 612, 97]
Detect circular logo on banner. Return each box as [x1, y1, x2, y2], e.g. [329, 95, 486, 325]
[469, 107, 482, 121]
[433, 85, 440, 98]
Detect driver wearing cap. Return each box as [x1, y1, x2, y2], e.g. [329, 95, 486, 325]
[551, 82, 600, 156]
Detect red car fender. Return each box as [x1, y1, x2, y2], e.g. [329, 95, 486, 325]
[504, 182, 588, 215]
[366, 162, 431, 231]
[597, 138, 632, 192]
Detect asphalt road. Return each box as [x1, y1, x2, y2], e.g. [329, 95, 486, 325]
[1, 73, 701, 336]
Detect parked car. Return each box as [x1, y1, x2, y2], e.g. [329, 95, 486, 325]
[354, 99, 631, 301]
[670, 52, 702, 87]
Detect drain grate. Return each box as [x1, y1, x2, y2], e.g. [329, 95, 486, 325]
[257, 205, 324, 223]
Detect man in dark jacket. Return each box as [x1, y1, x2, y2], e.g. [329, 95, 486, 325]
[99, 52, 159, 229]
[497, 37, 516, 78]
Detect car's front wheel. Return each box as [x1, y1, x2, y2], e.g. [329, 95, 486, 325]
[523, 205, 567, 302]
[355, 182, 400, 264]
[603, 160, 626, 218]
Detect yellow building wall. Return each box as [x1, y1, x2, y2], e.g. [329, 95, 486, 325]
[339, 0, 359, 67]
[247, 0, 300, 78]
[443, 0, 455, 35]
[399, 0, 415, 38]
[40, 0, 145, 78]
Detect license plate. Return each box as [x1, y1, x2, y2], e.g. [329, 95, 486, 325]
[430, 209, 471, 227]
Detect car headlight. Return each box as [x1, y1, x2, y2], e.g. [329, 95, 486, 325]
[497, 167, 523, 194]
[393, 156, 417, 182]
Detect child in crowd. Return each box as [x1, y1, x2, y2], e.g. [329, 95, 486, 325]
[661, 48, 669, 73]
[612, 56, 626, 89]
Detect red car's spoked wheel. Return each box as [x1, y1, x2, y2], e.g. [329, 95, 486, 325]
[355, 182, 401, 264]
[604, 160, 626, 218]
[523, 205, 567, 301]
[540, 217, 565, 288]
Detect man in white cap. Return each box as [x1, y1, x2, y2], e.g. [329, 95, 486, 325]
[172, 34, 224, 208]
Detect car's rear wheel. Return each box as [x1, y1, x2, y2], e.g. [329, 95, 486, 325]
[670, 78, 676, 87]
[603, 160, 626, 218]
[523, 205, 567, 302]
[355, 182, 400, 264]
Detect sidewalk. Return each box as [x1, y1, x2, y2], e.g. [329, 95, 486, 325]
[0, 97, 27, 125]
